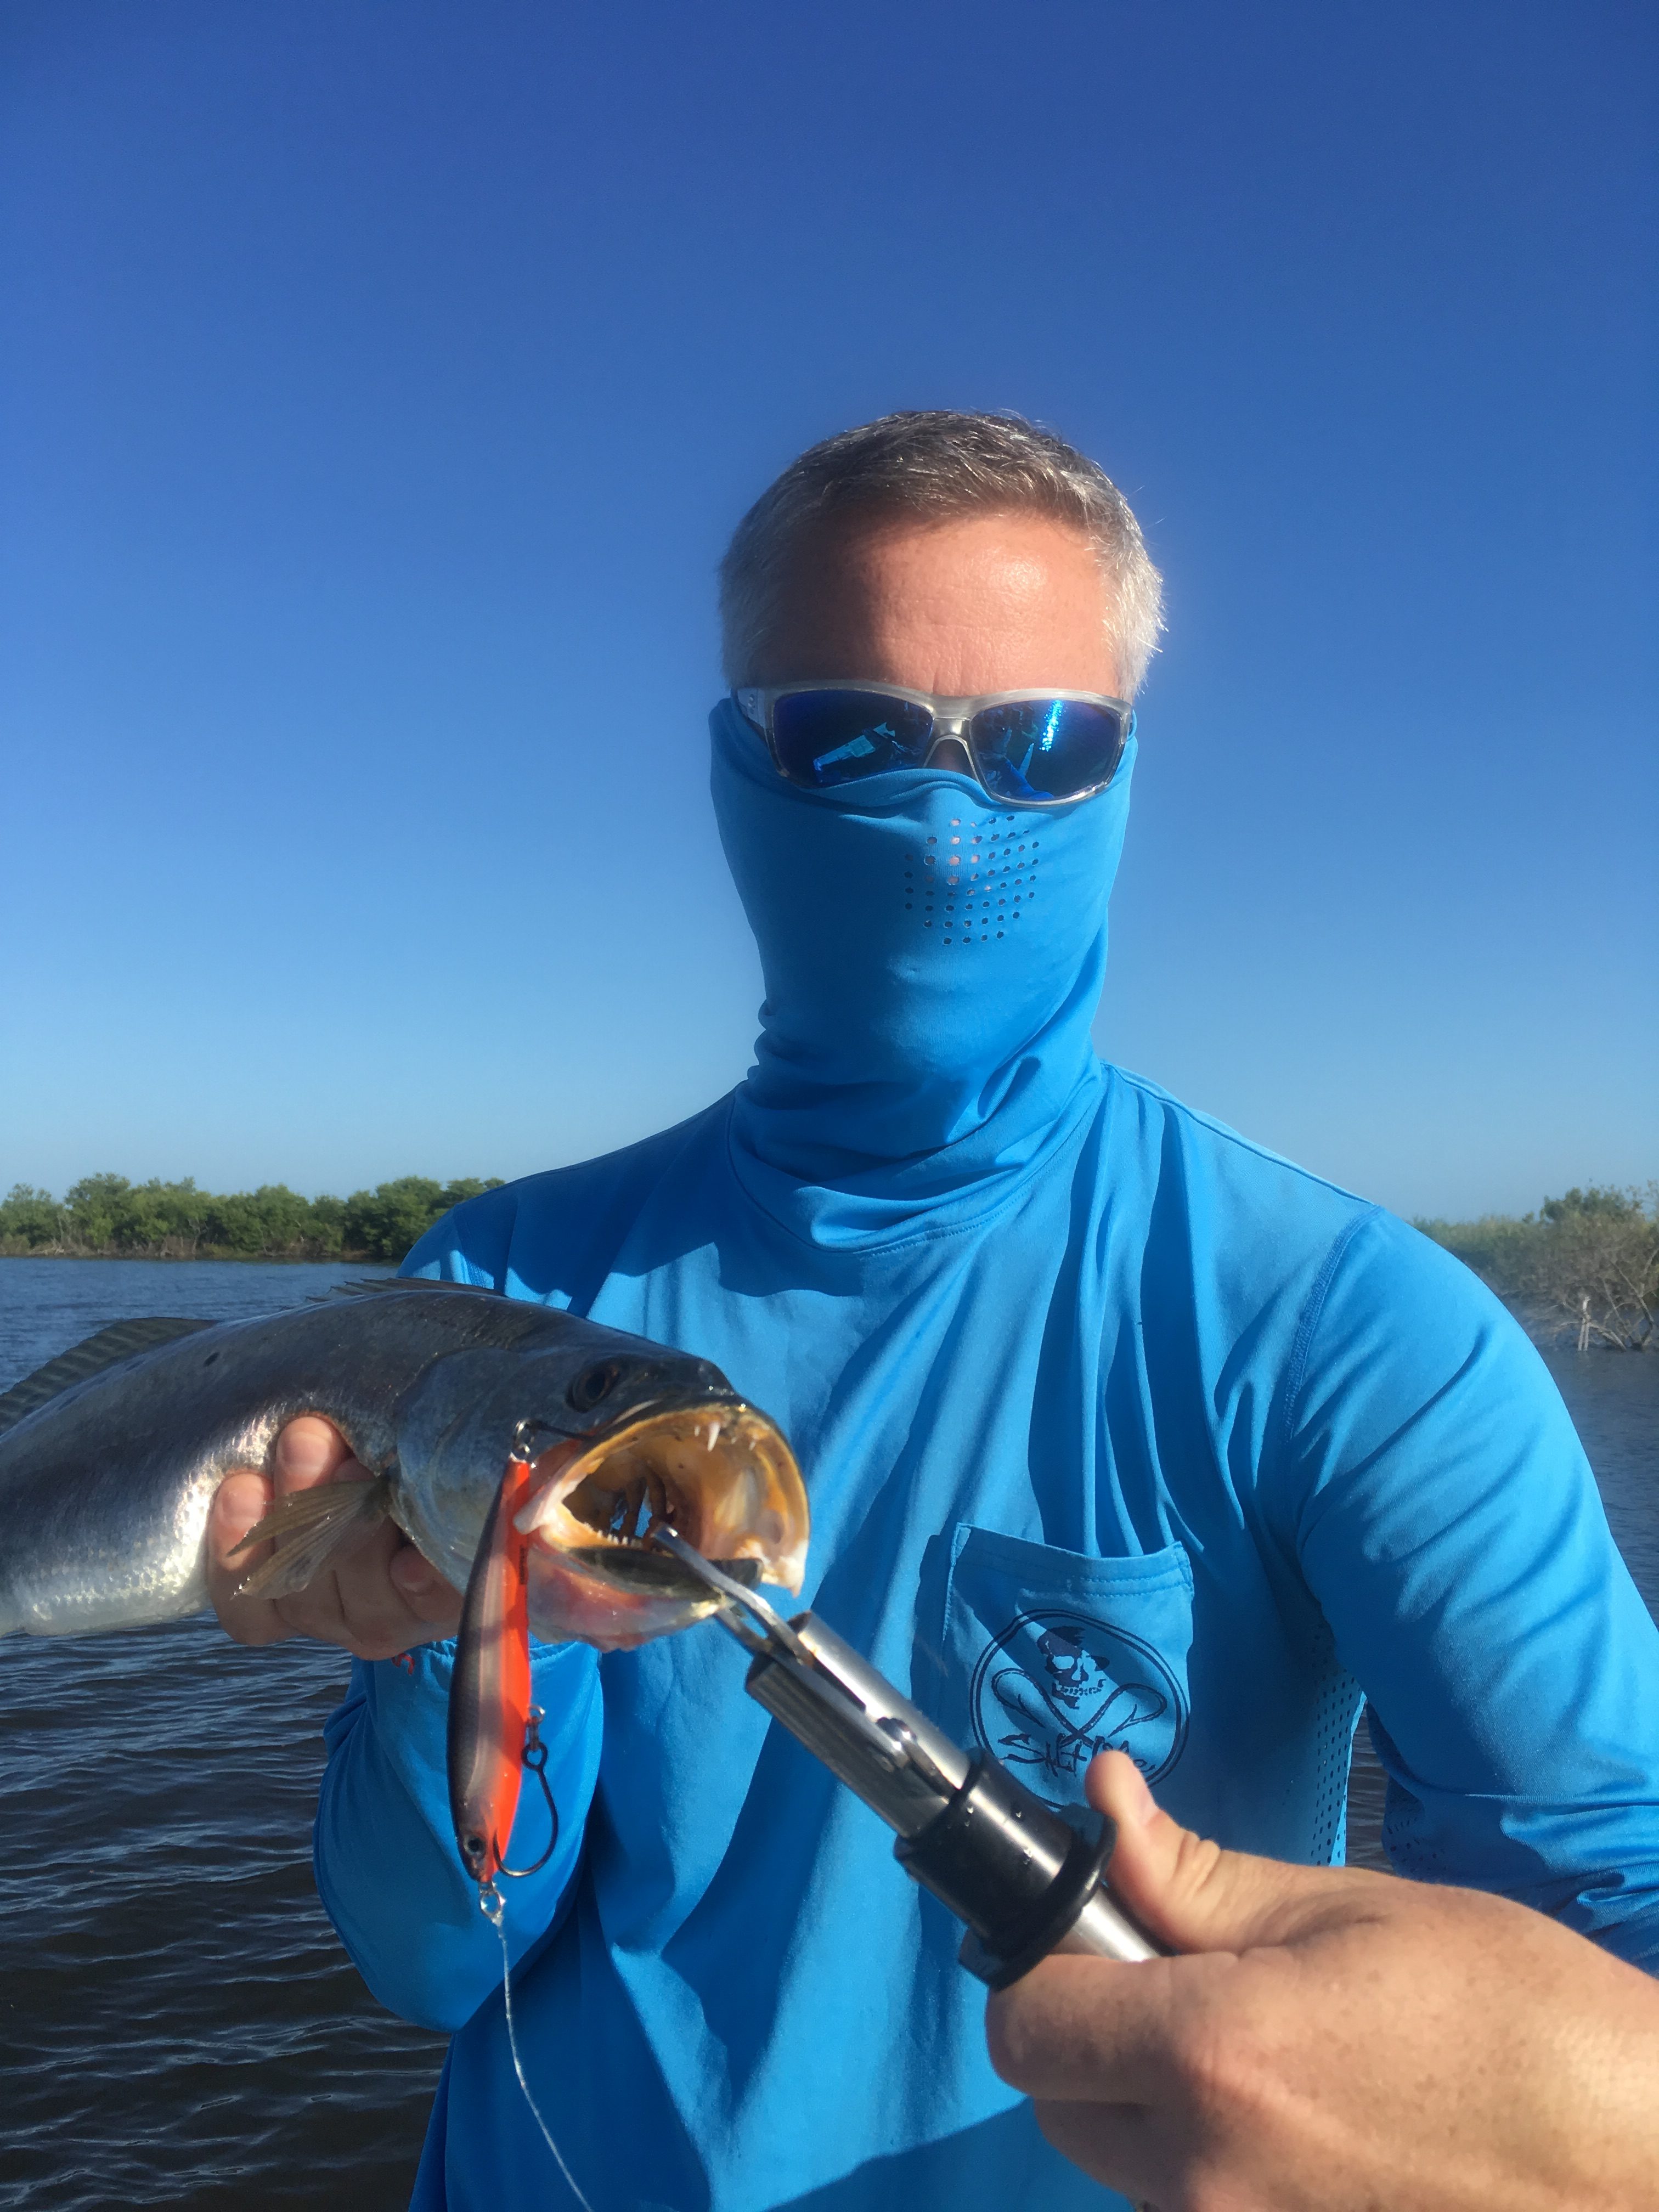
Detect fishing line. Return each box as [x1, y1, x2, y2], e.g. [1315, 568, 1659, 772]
[480, 1880, 597, 2212]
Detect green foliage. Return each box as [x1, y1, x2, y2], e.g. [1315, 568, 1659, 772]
[1418, 1184, 1659, 1352]
[201, 1185, 317, 1256]
[52, 1175, 212, 1254]
[1, 1185, 63, 1247]
[340, 1177, 444, 1263]
[0, 1173, 505, 1265]
[332, 1175, 504, 1262]
[1539, 1185, 1644, 1225]
[1413, 1211, 1535, 1284]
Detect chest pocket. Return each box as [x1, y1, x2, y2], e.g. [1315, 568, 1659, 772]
[935, 1526, 1194, 1809]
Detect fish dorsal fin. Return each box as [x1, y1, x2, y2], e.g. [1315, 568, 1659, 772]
[0, 1317, 217, 1436]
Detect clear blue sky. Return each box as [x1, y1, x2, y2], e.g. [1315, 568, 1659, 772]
[3, 0, 1654, 1221]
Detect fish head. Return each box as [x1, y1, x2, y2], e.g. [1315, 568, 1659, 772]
[515, 1371, 808, 1648]
[394, 1329, 809, 1651]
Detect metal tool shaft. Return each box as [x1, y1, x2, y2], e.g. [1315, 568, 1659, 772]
[1056, 1884, 1163, 1965]
[744, 1608, 1162, 1979]
[648, 1530, 1164, 1980]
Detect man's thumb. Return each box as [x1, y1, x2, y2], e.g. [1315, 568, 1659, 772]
[1088, 1750, 1355, 1955]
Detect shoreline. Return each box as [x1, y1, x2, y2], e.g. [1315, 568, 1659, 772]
[0, 1249, 383, 1266]
[0, 1255, 1645, 1356]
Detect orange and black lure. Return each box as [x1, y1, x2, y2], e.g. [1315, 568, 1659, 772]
[447, 1450, 596, 2210]
[447, 1449, 558, 1889]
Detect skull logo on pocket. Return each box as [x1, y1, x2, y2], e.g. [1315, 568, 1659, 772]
[969, 1609, 1188, 1798]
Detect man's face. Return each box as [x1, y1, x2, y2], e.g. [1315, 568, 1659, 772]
[754, 509, 1124, 702]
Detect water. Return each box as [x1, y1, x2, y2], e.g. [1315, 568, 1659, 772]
[0, 1263, 1654, 2207]
[0, 1262, 444, 2212]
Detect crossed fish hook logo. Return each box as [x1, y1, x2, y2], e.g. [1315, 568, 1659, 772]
[990, 1624, 1169, 1784]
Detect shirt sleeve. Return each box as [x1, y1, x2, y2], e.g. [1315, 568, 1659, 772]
[401, 1199, 515, 1289]
[1277, 1210, 1659, 1971]
[314, 1637, 603, 2031]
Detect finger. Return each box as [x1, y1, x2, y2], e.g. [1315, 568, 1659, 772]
[1030, 2097, 1164, 2205]
[272, 1414, 357, 1496]
[261, 1415, 387, 1653]
[275, 1523, 459, 1661]
[233, 1415, 460, 1660]
[270, 1560, 353, 1648]
[388, 1542, 465, 1630]
[207, 1470, 293, 1646]
[987, 1953, 1178, 2106]
[1087, 1751, 1383, 1955]
[331, 1521, 450, 1657]
[269, 1517, 401, 1653]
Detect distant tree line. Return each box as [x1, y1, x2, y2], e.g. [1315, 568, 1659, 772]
[0, 1173, 505, 1266]
[8, 1171, 1654, 1342]
[1419, 1184, 1658, 1353]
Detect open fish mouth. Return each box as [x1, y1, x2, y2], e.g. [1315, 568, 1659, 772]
[514, 1398, 808, 1647]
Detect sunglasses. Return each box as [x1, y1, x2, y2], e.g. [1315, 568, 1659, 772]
[734, 682, 1135, 809]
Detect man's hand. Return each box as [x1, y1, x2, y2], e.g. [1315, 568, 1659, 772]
[986, 1751, 1659, 2212]
[207, 1415, 464, 1658]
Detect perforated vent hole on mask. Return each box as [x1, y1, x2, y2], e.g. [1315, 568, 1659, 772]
[938, 818, 1013, 946]
[917, 810, 1019, 944]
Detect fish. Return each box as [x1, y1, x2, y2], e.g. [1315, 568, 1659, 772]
[0, 1280, 809, 1650]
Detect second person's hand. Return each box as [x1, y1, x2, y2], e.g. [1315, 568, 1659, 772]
[987, 1751, 1659, 2212]
[206, 1414, 464, 1658]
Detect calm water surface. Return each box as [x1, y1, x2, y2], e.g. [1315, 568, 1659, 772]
[0, 1261, 1654, 2207]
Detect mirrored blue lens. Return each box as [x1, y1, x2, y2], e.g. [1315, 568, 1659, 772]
[969, 698, 1128, 803]
[771, 690, 935, 787]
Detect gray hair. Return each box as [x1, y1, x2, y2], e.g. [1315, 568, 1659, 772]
[719, 409, 1164, 695]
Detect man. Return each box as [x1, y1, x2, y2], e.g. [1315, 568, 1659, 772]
[212, 411, 1659, 2210]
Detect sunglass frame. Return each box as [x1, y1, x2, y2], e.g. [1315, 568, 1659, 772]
[733, 681, 1136, 811]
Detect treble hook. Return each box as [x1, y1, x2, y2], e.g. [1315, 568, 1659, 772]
[500, 1705, 560, 1879]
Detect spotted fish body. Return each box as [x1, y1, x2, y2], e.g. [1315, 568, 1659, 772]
[0, 1282, 808, 1649]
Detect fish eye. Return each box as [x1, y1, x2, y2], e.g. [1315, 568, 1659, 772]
[567, 1360, 622, 1414]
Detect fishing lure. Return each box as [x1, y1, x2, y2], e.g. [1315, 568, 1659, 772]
[447, 1441, 594, 2212]
[447, 1444, 558, 1886]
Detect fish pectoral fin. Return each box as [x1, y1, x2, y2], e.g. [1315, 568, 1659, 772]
[230, 1476, 393, 1599]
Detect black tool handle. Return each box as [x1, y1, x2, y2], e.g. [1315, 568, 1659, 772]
[895, 1752, 1164, 1986]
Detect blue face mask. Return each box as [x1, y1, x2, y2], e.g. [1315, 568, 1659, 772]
[708, 698, 1135, 1246]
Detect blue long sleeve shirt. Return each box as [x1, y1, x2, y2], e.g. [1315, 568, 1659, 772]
[313, 709, 1659, 2212]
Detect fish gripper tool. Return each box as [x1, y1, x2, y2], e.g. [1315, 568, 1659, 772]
[650, 1529, 1165, 1986]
